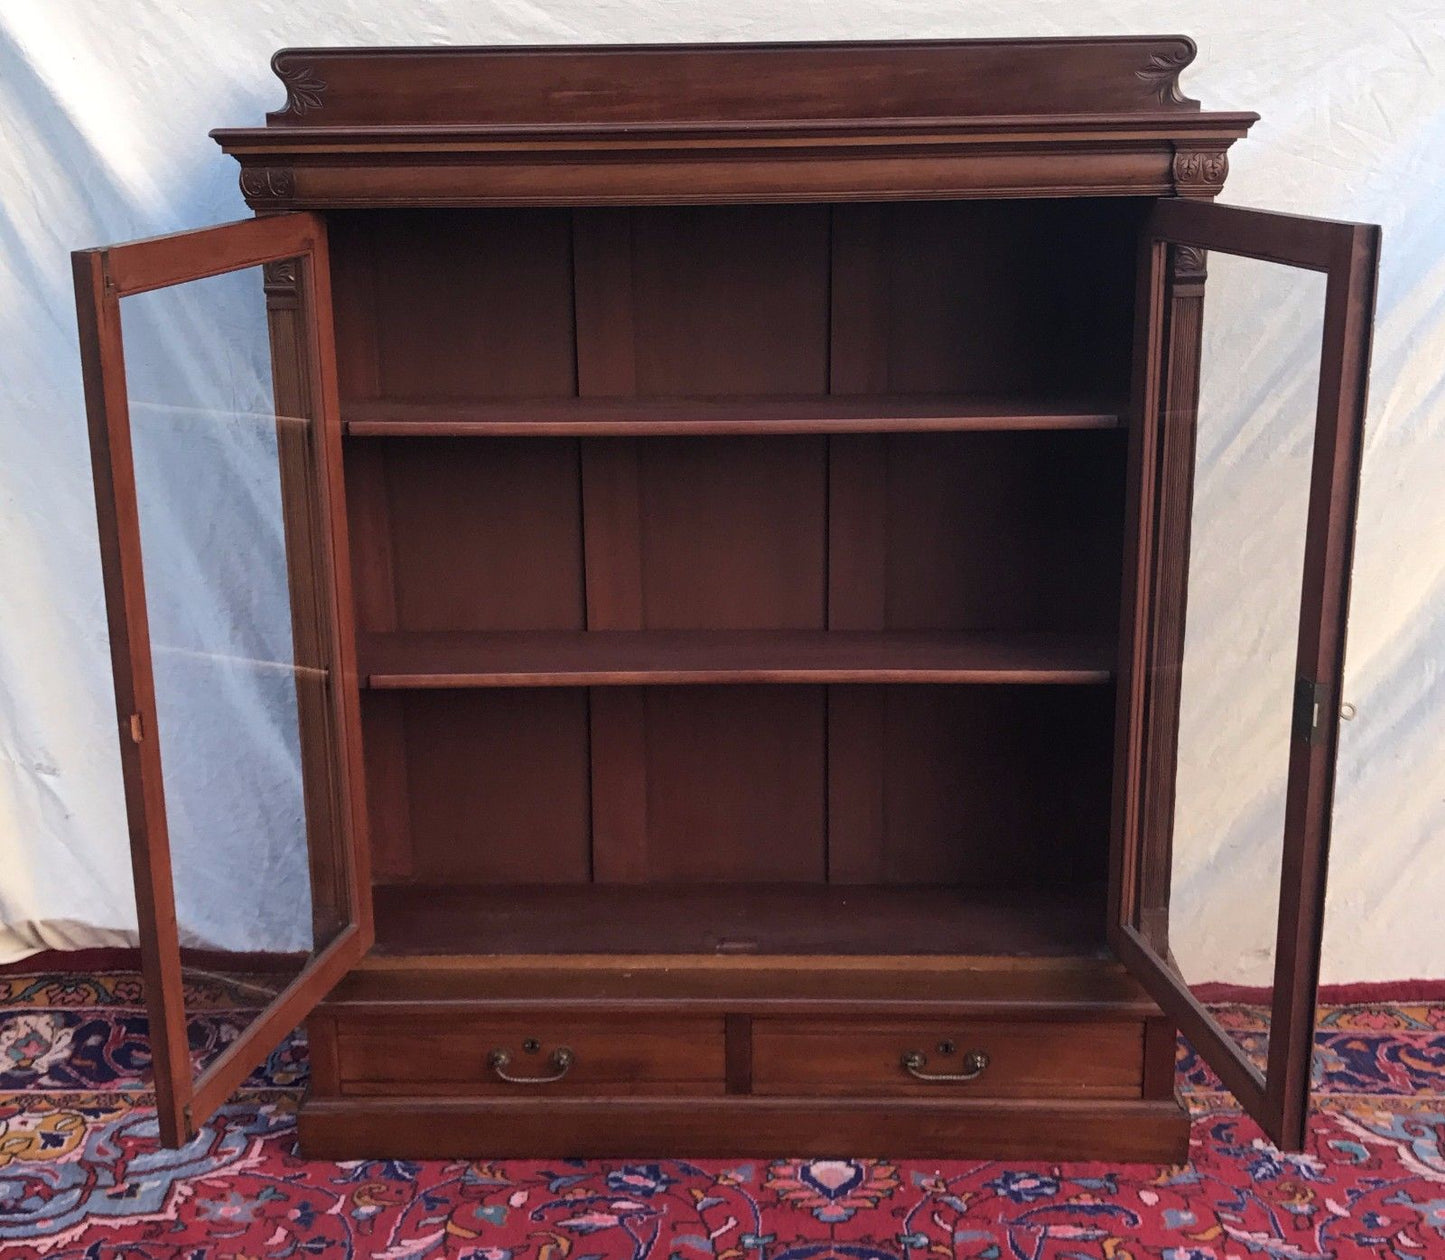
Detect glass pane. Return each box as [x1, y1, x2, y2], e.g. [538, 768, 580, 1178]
[120, 257, 344, 1087]
[1138, 249, 1327, 1081]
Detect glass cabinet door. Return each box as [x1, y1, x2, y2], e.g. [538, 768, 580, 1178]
[1112, 199, 1379, 1150]
[73, 213, 371, 1147]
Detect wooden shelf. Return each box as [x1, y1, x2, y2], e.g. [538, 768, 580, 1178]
[370, 882, 1109, 957]
[358, 629, 1115, 689]
[343, 395, 1123, 437]
[336, 951, 1150, 1014]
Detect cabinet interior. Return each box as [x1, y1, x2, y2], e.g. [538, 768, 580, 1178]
[332, 199, 1146, 957]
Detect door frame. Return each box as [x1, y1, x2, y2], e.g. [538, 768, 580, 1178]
[1108, 198, 1379, 1149]
[73, 212, 373, 1146]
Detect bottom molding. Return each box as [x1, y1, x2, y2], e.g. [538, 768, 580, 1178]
[297, 1093, 1192, 1162]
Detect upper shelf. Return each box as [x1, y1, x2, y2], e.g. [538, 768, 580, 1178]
[343, 395, 1124, 438]
[358, 629, 1114, 689]
[210, 38, 1256, 208]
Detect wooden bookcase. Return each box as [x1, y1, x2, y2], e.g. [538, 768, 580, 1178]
[74, 38, 1380, 1161]
[339, 196, 1136, 945]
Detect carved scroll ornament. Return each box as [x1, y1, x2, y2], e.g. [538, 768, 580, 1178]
[1172, 149, 1229, 194]
[239, 166, 296, 202]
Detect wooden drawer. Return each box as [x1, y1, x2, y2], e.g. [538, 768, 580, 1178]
[751, 1018, 1144, 1098]
[333, 1012, 727, 1096]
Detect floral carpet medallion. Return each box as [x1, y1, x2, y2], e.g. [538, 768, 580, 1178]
[0, 971, 1441, 1258]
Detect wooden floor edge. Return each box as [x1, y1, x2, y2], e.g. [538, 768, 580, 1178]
[297, 1093, 1192, 1162]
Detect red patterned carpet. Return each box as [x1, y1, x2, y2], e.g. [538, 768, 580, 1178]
[0, 969, 1442, 1258]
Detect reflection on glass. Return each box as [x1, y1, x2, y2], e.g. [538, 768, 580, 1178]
[121, 259, 341, 1080]
[1157, 251, 1327, 1071]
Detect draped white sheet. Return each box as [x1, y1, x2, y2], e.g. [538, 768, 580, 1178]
[1, 0, 1442, 982]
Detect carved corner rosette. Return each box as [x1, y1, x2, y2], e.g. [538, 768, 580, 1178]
[1135, 40, 1199, 107]
[239, 166, 296, 204]
[1171, 148, 1229, 196]
[270, 55, 327, 117]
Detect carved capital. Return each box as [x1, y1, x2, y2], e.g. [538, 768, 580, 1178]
[239, 166, 296, 203]
[272, 56, 327, 116]
[1171, 245, 1208, 283]
[262, 259, 298, 293]
[1172, 148, 1229, 194]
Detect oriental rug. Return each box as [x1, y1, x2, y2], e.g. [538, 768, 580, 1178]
[0, 970, 1441, 1258]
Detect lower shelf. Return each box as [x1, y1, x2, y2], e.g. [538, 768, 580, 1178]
[370, 882, 1107, 956]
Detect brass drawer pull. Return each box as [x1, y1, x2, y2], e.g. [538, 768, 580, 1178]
[901, 1048, 990, 1082]
[488, 1046, 575, 1084]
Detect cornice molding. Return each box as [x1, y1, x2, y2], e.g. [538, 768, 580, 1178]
[220, 40, 1254, 209]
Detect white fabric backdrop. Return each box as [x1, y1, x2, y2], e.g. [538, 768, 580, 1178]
[1, 0, 1442, 982]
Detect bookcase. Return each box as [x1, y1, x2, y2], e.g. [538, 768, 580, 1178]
[339, 195, 1137, 955]
[74, 37, 1379, 1160]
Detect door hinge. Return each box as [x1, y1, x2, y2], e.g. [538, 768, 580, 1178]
[1293, 677, 1325, 745]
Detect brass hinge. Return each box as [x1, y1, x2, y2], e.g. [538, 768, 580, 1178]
[1292, 677, 1325, 745]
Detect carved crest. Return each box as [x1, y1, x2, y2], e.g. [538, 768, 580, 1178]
[1135, 45, 1193, 106]
[273, 56, 327, 116]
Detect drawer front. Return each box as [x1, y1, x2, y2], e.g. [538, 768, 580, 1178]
[335, 1013, 726, 1096]
[752, 1018, 1144, 1098]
